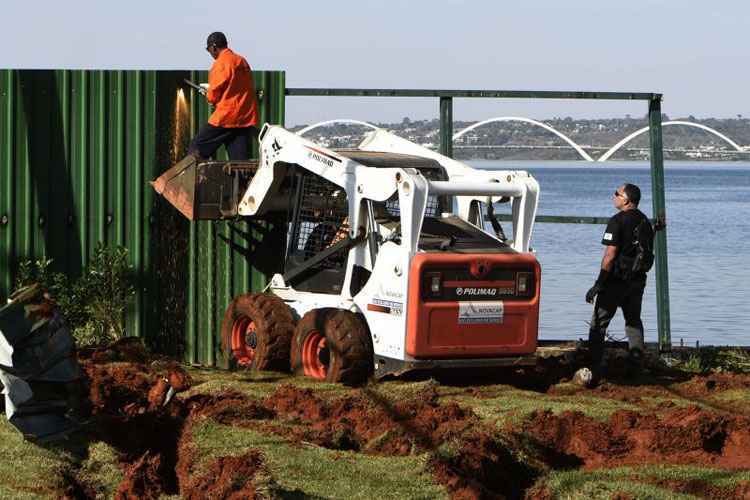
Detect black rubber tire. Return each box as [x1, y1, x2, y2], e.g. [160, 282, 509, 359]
[291, 308, 374, 385]
[220, 293, 295, 371]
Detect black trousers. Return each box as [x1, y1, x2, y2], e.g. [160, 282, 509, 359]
[588, 277, 646, 367]
[188, 123, 257, 160]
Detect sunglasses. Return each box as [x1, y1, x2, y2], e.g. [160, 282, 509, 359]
[614, 190, 628, 200]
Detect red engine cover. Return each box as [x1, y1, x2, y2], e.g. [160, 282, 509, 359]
[406, 253, 541, 359]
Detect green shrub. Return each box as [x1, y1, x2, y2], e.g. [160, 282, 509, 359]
[676, 347, 750, 374]
[13, 244, 136, 347]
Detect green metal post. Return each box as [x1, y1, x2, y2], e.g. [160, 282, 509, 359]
[648, 97, 672, 352]
[439, 96, 453, 158]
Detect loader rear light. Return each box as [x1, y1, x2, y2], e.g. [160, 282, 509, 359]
[516, 272, 532, 296]
[427, 272, 442, 297]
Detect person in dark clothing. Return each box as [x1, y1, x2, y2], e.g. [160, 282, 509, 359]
[188, 32, 259, 160]
[585, 183, 653, 383]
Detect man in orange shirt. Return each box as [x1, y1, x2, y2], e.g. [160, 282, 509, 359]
[188, 32, 259, 160]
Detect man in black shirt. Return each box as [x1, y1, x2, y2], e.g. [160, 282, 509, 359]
[585, 183, 652, 383]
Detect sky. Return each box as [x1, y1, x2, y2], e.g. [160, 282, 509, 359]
[3, 0, 748, 125]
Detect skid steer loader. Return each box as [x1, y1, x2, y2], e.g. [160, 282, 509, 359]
[153, 124, 541, 384]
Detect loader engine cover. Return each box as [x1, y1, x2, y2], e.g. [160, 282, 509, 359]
[406, 253, 540, 358]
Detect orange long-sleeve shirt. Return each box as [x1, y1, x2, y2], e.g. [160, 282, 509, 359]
[206, 48, 258, 128]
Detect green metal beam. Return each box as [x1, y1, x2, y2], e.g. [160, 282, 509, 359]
[439, 97, 453, 158]
[495, 215, 615, 225]
[286, 88, 661, 101]
[648, 97, 672, 353]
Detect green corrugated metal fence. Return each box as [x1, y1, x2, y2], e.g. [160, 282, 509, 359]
[0, 69, 286, 367]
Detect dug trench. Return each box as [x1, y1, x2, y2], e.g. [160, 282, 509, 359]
[67, 352, 541, 498]
[58, 344, 750, 499]
[61, 341, 284, 499]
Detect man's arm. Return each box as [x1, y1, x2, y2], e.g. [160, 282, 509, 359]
[586, 244, 619, 304]
[600, 244, 618, 272]
[206, 62, 230, 105]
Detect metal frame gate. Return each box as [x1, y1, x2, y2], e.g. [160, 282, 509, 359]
[286, 88, 671, 352]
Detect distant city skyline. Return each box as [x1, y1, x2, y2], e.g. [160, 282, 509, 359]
[3, 1, 748, 125]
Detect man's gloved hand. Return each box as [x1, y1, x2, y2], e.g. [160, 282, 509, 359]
[585, 283, 602, 304]
[585, 269, 610, 304]
[198, 83, 209, 96]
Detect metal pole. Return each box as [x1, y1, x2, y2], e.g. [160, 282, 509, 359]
[439, 96, 453, 158]
[648, 97, 672, 352]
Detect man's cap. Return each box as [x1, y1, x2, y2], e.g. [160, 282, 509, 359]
[206, 32, 228, 48]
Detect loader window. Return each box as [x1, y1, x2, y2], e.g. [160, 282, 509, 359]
[380, 166, 449, 219]
[383, 192, 443, 218]
[285, 170, 350, 294]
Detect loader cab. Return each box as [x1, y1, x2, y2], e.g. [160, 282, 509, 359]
[280, 152, 454, 295]
[283, 168, 351, 294]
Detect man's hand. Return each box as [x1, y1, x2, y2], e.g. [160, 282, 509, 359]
[586, 268, 610, 304]
[198, 83, 209, 96]
[585, 283, 602, 304]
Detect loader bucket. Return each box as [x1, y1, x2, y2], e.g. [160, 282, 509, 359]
[151, 154, 257, 221]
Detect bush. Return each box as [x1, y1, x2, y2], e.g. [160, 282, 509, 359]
[678, 347, 750, 374]
[13, 244, 136, 347]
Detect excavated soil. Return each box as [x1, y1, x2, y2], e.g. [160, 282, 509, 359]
[181, 450, 267, 500]
[645, 478, 750, 500]
[187, 384, 539, 497]
[261, 384, 479, 454]
[57, 347, 750, 499]
[67, 341, 193, 498]
[547, 372, 750, 417]
[113, 452, 164, 500]
[68, 343, 274, 500]
[674, 372, 750, 398]
[520, 405, 750, 470]
[187, 390, 275, 424]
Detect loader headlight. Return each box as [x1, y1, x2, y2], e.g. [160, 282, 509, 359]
[426, 272, 442, 298]
[516, 272, 532, 296]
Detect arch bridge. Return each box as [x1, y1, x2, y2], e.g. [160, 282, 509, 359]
[453, 118, 745, 162]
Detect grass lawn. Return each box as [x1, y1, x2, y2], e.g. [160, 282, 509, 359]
[534, 464, 750, 499]
[190, 418, 448, 499]
[1, 365, 747, 498]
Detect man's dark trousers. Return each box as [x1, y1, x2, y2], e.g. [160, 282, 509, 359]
[588, 277, 646, 371]
[189, 123, 256, 160]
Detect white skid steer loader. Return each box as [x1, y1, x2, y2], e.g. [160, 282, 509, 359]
[153, 124, 541, 384]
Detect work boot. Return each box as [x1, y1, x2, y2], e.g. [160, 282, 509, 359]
[584, 329, 607, 388]
[626, 348, 644, 379]
[587, 330, 605, 366]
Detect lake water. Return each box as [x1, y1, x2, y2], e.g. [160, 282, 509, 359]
[469, 160, 750, 347]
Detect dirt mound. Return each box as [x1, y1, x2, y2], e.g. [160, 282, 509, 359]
[261, 384, 476, 454]
[75, 347, 194, 498]
[182, 450, 268, 500]
[94, 408, 186, 495]
[675, 372, 750, 398]
[84, 361, 153, 414]
[186, 390, 274, 424]
[83, 355, 192, 415]
[114, 452, 163, 500]
[79, 337, 151, 364]
[522, 405, 750, 469]
[259, 384, 539, 498]
[646, 478, 750, 500]
[263, 384, 328, 420]
[430, 432, 538, 500]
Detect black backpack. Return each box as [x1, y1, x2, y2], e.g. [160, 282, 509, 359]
[614, 218, 655, 280]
